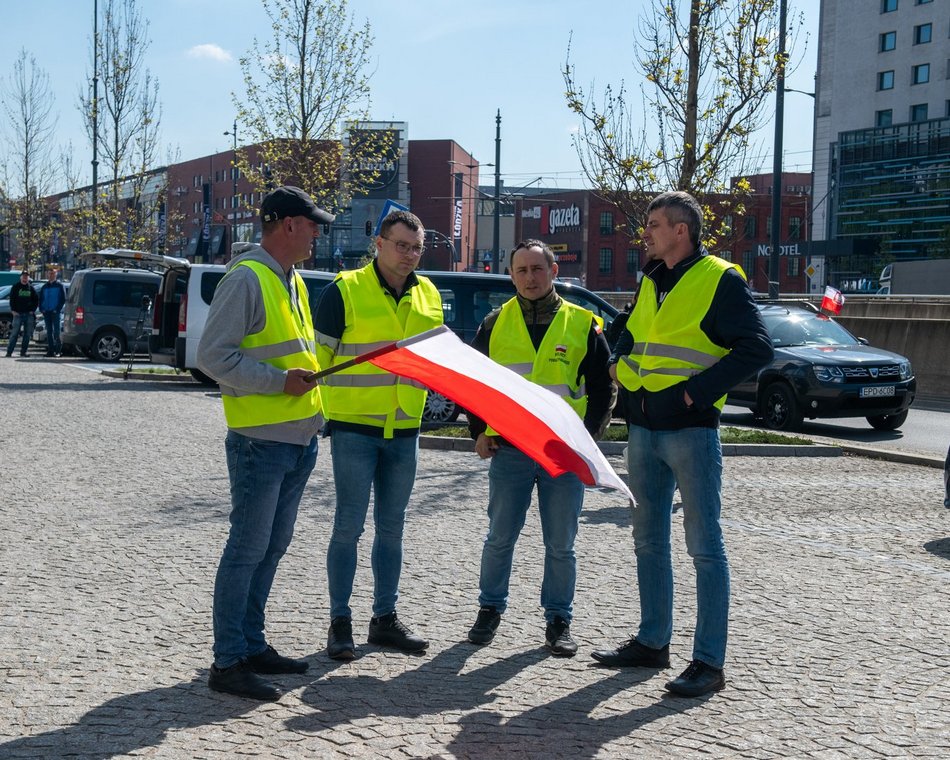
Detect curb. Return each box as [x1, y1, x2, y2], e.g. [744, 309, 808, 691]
[101, 369, 198, 382]
[419, 436, 843, 458]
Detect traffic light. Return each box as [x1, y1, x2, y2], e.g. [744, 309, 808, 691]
[365, 220, 373, 236]
[483, 263, 491, 273]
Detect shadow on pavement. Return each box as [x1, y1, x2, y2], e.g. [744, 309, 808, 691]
[440, 673, 710, 759]
[0, 677, 258, 758]
[923, 537, 950, 560]
[0, 381, 209, 395]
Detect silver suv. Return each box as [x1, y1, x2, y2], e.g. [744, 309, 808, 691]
[61, 252, 160, 361]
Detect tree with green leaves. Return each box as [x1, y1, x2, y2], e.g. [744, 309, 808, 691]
[1, 49, 59, 271]
[77, 0, 166, 251]
[234, 0, 392, 212]
[564, 0, 803, 247]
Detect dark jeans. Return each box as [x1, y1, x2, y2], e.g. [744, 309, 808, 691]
[42, 311, 62, 354]
[6, 313, 35, 356]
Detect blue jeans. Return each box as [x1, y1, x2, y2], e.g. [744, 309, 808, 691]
[212, 431, 318, 668]
[42, 311, 61, 354]
[626, 424, 729, 669]
[326, 430, 419, 619]
[479, 445, 585, 623]
[6, 313, 35, 356]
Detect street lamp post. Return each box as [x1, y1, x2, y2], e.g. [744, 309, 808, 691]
[492, 110, 501, 274]
[223, 120, 239, 252]
[769, 0, 788, 299]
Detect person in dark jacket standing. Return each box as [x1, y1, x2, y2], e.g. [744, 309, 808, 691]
[591, 191, 773, 697]
[6, 271, 39, 358]
[39, 270, 67, 356]
[466, 239, 616, 656]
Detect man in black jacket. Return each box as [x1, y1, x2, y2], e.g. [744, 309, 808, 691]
[591, 191, 773, 697]
[6, 272, 39, 358]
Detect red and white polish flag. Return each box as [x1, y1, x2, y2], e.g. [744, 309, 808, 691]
[820, 285, 845, 315]
[367, 325, 632, 500]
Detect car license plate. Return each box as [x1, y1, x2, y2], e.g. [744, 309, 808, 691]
[860, 385, 895, 398]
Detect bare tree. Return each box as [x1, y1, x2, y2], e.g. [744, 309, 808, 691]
[234, 0, 392, 211]
[78, 0, 165, 250]
[1, 49, 59, 270]
[564, 0, 803, 246]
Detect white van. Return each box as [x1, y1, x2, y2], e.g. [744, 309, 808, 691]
[149, 260, 333, 383]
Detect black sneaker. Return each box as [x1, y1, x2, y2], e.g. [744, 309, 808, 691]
[247, 644, 309, 674]
[544, 616, 578, 657]
[665, 659, 725, 697]
[467, 606, 501, 645]
[368, 612, 428, 653]
[208, 661, 282, 701]
[591, 638, 670, 668]
[327, 616, 356, 660]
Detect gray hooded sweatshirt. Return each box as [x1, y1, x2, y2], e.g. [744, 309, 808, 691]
[196, 242, 321, 445]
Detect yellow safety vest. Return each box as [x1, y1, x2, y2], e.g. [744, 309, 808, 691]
[321, 265, 443, 436]
[486, 297, 592, 435]
[616, 255, 738, 410]
[221, 260, 321, 429]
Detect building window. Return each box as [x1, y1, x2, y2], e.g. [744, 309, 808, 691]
[787, 257, 801, 277]
[744, 216, 757, 239]
[876, 109, 893, 126]
[742, 251, 755, 279]
[722, 214, 734, 236]
[914, 23, 932, 44]
[881, 0, 897, 10]
[789, 216, 803, 241]
[878, 70, 895, 90]
[718, 250, 732, 263]
[910, 103, 929, 121]
[912, 63, 930, 84]
[626, 248, 639, 274]
[599, 211, 614, 235]
[599, 248, 613, 274]
[915, 0, 932, 5]
[766, 215, 772, 237]
[880, 31, 897, 51]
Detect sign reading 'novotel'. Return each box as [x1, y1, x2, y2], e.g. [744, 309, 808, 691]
[757, 243, 801, 256]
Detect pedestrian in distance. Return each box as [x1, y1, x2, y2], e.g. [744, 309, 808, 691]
[5, 271, 38, 358]
[466, 239, 616, 656]
[592, 191, 773, 697]
[197, 185, 333, 701]
[314, 210, 444, 661]
[39, 269, 67, 357]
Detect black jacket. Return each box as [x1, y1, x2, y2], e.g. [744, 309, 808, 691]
[610, 250, 773, 431]
[9, 282, 38, 315]
[468, 288, 616, 441]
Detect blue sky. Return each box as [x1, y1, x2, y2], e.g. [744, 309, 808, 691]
[3, 0, 820, 192]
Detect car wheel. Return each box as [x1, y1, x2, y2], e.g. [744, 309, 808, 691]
[0, 317, 10, 341]
[423, 391, 460, 424]
[190, 368, 218, 386]
[866, 409, 908, 431]
[90, 329, 126, 362]
[760, 382, 804, 432]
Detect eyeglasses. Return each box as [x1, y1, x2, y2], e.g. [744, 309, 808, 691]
[381, 236, 425, 257]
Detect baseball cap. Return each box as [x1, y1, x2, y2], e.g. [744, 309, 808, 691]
[260, 186, 336, 224]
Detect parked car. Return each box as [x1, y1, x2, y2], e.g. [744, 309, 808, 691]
[61, 254, 161, 362]
[0, 281, 44, 342]
[727, 302, 916, 432]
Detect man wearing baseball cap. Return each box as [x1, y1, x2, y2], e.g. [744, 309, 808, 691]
[198, 185, 332, 701]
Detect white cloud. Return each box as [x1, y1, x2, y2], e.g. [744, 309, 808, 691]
[186, 44, 232, 63]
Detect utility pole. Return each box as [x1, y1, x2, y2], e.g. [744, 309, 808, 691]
[769, 0, 788, 298]
[224, 119, 239, 252]
[91, 0, 99, 251]
[492, 110, 501, 274]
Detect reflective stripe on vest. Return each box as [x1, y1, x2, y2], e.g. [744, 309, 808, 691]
[486, 297, 591, 435]
[322, 264, 443, 435]
[220, 261, 321, 429]
[616, 256, 737, 410]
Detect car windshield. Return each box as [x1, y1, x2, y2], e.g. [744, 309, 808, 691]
[0, 285, 10, 300]
[762, 310, 858, 347]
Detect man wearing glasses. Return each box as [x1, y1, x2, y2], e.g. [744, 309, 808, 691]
[314, 210, 443, 660]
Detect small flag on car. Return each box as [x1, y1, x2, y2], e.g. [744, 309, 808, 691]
[820, 285, 845, 315]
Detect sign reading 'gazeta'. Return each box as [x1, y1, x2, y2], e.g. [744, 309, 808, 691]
[522, 204, 583, 235]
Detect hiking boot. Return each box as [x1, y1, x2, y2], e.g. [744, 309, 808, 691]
[467, 606, 501, 645]
[591, 637, 670, 668]
[368, 612, 428, 653]
[327, 616, 356, 660]
[544, 616, 578, 657]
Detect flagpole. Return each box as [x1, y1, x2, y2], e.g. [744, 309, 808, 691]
[303, 326, 451, 381]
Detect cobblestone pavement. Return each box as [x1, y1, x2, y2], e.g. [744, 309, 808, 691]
[1, 356, 948, 759]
